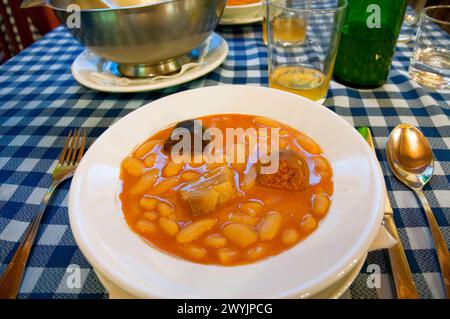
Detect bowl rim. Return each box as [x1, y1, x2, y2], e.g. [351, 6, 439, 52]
[68, 85, 385, 298]
[226, 0, 263, 9]
[270, 0, 347, 14]
[49, 0, 212, 12]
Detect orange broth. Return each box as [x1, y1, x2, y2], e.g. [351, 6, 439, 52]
[227, 0, 261, 6]
[119, 114, 333, 266]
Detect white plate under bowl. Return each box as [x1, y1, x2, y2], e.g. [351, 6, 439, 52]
[95, 253, 367, 299]
[71, 33, 228, 93]
[220, 1, 264, 25]
[68, 85, 385, 299]
[312, 254, 366, 299]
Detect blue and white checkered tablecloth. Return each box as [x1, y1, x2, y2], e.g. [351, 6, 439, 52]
[0, 22, 449, 299]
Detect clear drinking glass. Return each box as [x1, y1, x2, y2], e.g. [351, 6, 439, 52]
[263, 1, 268, 45]
[405, 0, 427, 26]
[267, 0, 347, 102]
[398, 0, 427, 43]
[409, 5, 450, 90]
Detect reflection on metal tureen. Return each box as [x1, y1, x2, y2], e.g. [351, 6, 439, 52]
[22, 0, 227, 77]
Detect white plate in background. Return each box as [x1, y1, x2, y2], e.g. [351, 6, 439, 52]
[220, 1, 264, 25]
[72, 33, 228, 93]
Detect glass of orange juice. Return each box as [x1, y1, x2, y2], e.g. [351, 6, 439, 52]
[267, 0, 347, 102]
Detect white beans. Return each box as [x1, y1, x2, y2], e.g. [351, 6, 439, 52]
[121, 115, 333, 267]
[140, 197, 158, 210]
[181, 171, 201, 182]
[134, 140, 162, 158]
[246, 244, 266, 259]
[312, 193, 330, 217]
[176, 218, 217, 244]
[295, 133, 321, 155]
[301, 214, 318, 233]
[158, 217, 179, 237]
[183, 245, 206, 259]
[258, 211, 282, 241]
[151, 176, 181, 195]
[206, 162, 225, 171]
[144, 211, 158, 221]
[222, 223, 258, 248]
[135, 220, 158, 234]
[282, 229, 299, 245]
[122, 157, 145, 177]
[203, 234, 227, 248]
[163, 160, 184, 177]
[157, 202, 174, 217]
[254, 116, 281, 128]
[240, 166, 257, 192]
[314, 156, 332, 178]
[217, 247, 238, 265]
[143, 154, 156, 167]
[228, 213, 259, 227]
[240, 202, 262, 216]
[129, 170, 158, 195]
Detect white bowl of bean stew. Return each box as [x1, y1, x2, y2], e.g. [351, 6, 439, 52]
[68, 85, 385, 298]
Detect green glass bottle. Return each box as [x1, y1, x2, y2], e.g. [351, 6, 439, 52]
[333, 0, 408, 88]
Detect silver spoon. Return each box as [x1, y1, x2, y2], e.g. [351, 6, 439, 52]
[387, 123, 450, 298]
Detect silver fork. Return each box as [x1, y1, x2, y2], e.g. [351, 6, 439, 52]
[0, 129, 87, 299]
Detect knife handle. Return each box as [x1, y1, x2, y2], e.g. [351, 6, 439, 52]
[384, 214, 420, 299]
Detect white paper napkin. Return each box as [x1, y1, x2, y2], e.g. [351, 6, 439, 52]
[368, 225, 397, 251]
